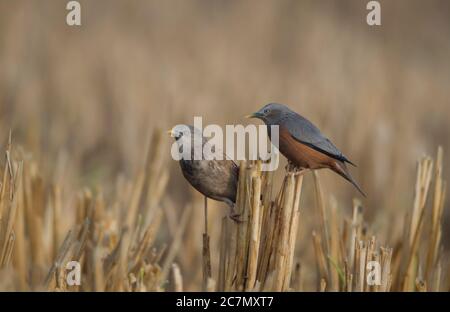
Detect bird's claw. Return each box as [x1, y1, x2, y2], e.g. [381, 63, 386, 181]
[227, 204, 243, 223]
[285, 162, 306, 176]
[293, 168, 307, 176]
[229, 212, 243, 223]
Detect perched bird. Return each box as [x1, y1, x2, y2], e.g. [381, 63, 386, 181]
[168, 125, 241, 221]
[247, 103, 366, 197]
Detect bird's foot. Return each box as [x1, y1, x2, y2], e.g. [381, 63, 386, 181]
[229, 212, 243, 223]
[285, 162, 307, 176]
[285, 161, 295, 172]
[228, 205, 243, 223]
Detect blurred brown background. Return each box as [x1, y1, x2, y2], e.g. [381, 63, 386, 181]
[0, 0, 449, 290]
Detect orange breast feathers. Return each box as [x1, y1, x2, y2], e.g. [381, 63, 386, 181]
[278, 126, 335, 170]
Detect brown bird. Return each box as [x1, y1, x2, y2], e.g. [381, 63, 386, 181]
[169, 125, 241, 221]
[247, 103, 366, 197]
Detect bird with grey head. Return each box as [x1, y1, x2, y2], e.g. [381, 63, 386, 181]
[247, 103, 365, 197]
[168, 125, 241, 221]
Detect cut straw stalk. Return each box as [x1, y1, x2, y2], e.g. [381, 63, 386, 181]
[245, 174, 261, 290]
[283, 174, 303, 290]
[272, 174, 295, 291]
[202, 197, 212, 291]
[0, 153, 22, 267]
[402, 157, 433, 291]
[171, 263, 183, 292]
[234, 163, 252, 290]
[224, 161, 246, 291]
[312, 230, 328, 288]
[217, 216, 228, 291]
[313, 171, 331, 285]
[425, 146, 446, 281]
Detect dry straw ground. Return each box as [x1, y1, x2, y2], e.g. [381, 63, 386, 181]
[0, 1, 449, 291]
[0, 133, 447, 291]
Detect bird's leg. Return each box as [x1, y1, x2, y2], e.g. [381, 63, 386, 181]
[204, 196, 208, 234]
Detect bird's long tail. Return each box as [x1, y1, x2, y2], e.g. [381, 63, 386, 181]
[331, 160, 366, 197]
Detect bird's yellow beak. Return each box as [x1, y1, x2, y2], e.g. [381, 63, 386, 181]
[167, 129, 174, 137]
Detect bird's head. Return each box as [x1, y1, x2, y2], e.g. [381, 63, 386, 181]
[246, 103, 289, 124]
[168, 125, 191, 140]
[168, 124, 203, 144]
[168, 125, 204, 160]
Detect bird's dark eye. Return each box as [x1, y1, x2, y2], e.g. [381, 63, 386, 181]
[264, 109, 270, 114]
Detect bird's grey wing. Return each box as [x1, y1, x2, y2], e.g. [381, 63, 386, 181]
[204, 139, 239, 167]
[282, 114, 354, 165]
[207, 157, 239, 185]
[206, 159, 239, 202]
[201, 138, 239, 191]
